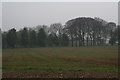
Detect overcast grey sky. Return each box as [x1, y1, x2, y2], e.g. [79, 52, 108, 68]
[2, 2, 118, 31]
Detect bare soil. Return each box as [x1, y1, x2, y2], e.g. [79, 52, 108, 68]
[2, 70, 118, 78]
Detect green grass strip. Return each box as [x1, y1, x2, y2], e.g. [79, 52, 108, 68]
[2, 66, 119, 72]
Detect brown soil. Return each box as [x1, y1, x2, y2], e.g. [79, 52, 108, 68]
[2, 70, 118, 78]
[56, 56, 118, 67]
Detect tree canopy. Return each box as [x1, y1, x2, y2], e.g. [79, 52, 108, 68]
[2, 17, 119, 48]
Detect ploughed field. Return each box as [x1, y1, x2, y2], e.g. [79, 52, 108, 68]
[2, 46, 118, 78]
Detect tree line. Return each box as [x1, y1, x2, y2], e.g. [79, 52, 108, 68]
[2, 25, 69, 48]
[2, 17, 119, 48]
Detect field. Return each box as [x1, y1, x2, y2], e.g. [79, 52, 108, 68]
[2, 46, 118, 78]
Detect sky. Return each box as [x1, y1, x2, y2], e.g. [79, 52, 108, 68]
[2, 2, 118, 31]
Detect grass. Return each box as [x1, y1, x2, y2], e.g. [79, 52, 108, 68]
[2, 66, 118, 72]
[2, 46, 118, 72]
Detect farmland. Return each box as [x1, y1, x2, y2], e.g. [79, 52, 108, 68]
[2, 46, 118, 78]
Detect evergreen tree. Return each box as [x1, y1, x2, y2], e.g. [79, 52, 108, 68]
[29, 29, 37, 47]
[21, 27, 29, 47]
[37, 28, 47, 47]
[2, 32, 7, 48]
[6, 28, 17, 48]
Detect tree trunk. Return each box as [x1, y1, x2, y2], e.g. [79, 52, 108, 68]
[82, 32, 85, 46]
[86, 37, 89, 46]
[79, 37, 82, 47]
[75, 35, 77, 47]
[71, 36, 73, 47]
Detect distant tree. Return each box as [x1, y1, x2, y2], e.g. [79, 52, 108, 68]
[2, 32, 7, 48]
[35, 25, 49, 35]
[0, 29, 1, 49]
[118, 25, 120, 45]
[49, 23, 63, 35]
[61, 33, 69, 46]
[53, 34, 59, 46]
[65, 19, 75, 47]
[21, 27, 29, 47]
[65, 17, 104, 46]
[37, 28, 47, 47]
[6, 28, 17, 48]
[2, 17, 118, 48]
[47, 34, 54, 46]
[16, 30, 22, 47]
[107, 22, 117, 45]
[49, 23, 63, 46]
[109, 32, 116, 45]
[47, 33, 59, 46]
[29, 29, 37, 47]
[110, 25, 119, 45]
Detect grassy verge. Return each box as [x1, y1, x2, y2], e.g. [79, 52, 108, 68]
[2, 66, 118, 72]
